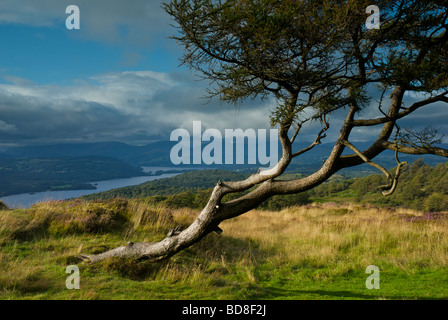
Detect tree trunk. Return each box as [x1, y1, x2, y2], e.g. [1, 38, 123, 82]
[82, 181, 268, 263]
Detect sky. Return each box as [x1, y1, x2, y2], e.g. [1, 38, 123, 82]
[0, 0, 447, 147]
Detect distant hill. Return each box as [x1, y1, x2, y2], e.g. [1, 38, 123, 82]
[1, 140, 446, 172]
[0, 141, 176, 166]
[0, 156, 148, 197]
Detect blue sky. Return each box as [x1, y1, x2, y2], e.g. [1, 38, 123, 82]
[0, 22, 182, 84]
[0, 1, 184, 84]
[0, 0, 447, 148]
[0, 0, 275, 146]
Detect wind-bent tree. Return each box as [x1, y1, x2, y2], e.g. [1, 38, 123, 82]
[82, 0, 448, 262]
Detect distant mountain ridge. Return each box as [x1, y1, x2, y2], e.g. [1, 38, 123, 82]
[0, 141, 175, 166]
[2, 140, 447, 171]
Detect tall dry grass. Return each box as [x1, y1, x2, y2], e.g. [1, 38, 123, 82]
[218, 203, 448, 274]
[1, 199, 447, 294]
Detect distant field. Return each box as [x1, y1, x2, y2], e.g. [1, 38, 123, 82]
[0, 199, 447, 300]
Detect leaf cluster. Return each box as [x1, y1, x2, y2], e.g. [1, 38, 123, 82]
[164, 0, 448, 127]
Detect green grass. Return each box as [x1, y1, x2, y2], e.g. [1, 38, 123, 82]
[0, 199, 447, 300]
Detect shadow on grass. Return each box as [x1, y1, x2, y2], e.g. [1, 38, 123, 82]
[260, 286, 448, 300]
[78, 233, 270, 282]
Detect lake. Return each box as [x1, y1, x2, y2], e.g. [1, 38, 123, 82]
[142, 166, 210, 173]
[0, 171, 180, 209]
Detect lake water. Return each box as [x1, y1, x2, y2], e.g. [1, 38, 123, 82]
[0, 172, 180, 209]
[142, 166, 210, 173]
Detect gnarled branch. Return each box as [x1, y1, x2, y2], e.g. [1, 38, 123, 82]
[292, 114, 329, 158]
[353, 92, 448, 127]
[342, 140, 407, 196]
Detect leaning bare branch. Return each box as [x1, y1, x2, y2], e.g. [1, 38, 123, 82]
[377, 87, 389, 118]
[352, 92, 448, 127]
[343, 140, 391, 177]
[292, 114, 329, 158]
[290, 124, 302, 145]
[378, 147, 407, 196]
[342, 140, 406, 196]
[380, 139, 448, 157]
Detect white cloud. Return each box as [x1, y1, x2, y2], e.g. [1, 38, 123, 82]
[0, 69, 272, 145]
[0, 120, 17, 132]
[2, 68, 446, 146]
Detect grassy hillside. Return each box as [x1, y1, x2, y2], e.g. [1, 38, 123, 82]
[1, 198, 447, 299]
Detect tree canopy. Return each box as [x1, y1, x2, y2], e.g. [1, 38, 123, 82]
[165, 0, 447, 123]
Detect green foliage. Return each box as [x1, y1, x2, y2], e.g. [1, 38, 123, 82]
[312, 178, 354, 198]
[424, 193, 448, 212]
[152, 188, 311, 211]
[311, 159, 448, 212]
[165, 0, 448, 133]
[258, 192, 311, 210]
[163, 190, 199, 209]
